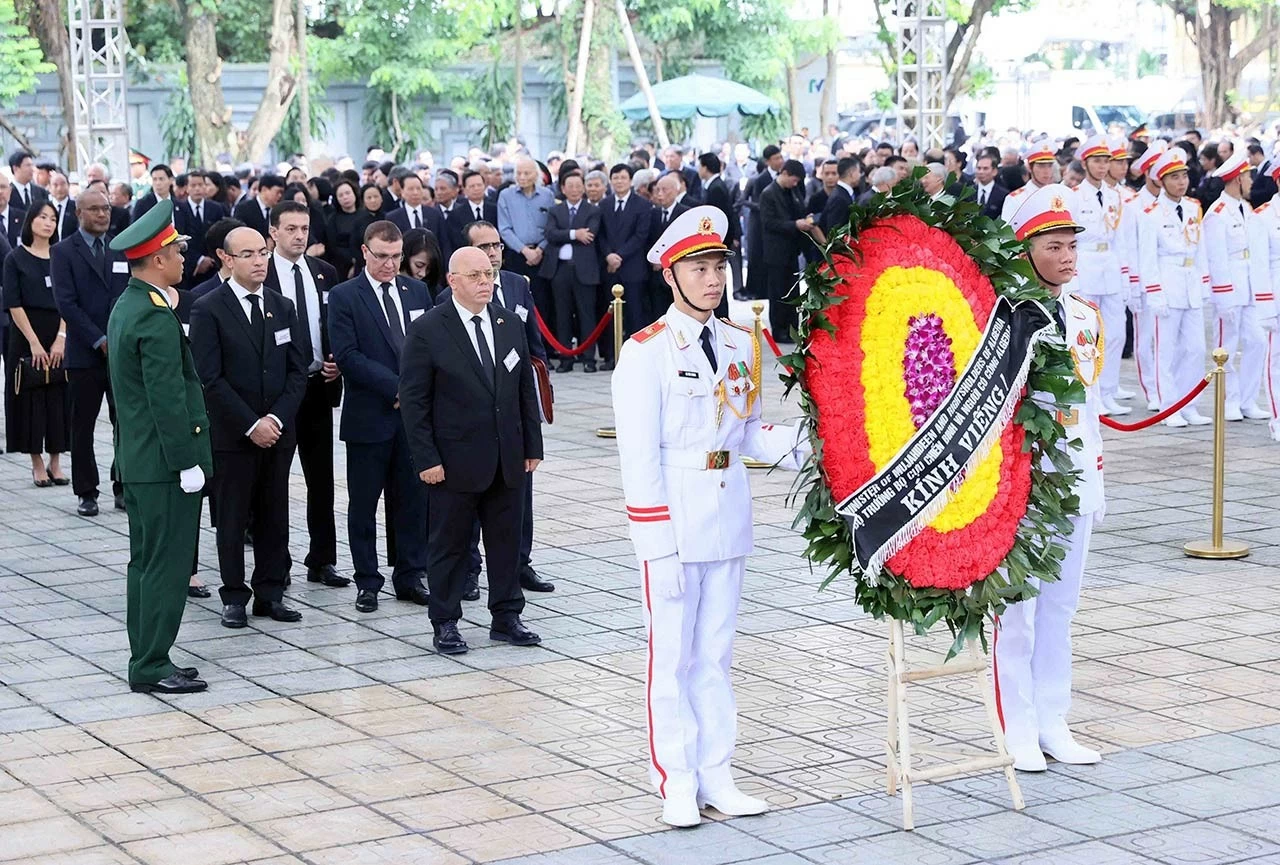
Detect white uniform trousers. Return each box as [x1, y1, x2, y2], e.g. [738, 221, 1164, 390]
[1214, 307, 1267, 413]
[1265, 332, 1280, 441]
[994, 512, 1093, 751]
[1153, 308, 1207, 413]
[1082, 293, 1126, 401]
[641, 554, 744, 798]
[1132, 306, 1158, 407]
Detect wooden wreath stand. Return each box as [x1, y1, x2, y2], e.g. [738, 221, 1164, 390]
[884, 620, 1023, 830]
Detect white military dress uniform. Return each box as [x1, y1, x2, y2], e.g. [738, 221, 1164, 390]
[611, 206, 809, 827]
[1072, 136, 1129, 415]
[1202, 153, 1274, 420]
[1137, 150, 1212, 427]
[1128, 143, 1168, 411]
[995, 184, 1105, 772]
[1251, 166, 1280, 440]
[1000, 143, 1056, 224]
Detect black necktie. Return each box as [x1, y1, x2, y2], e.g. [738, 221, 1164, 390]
[472, 314, 495, 379]
[980, 188, 987, 205]
[569, 205, 577, 223]
[247, 293, 265, 346]
[1240, 202, 1246, 217]
[381, 281, 404, 353]
[664, 208, 671, 225]
[699, 325, 717, 373]
[195, 203, 201, 223]
[292, 263, 314, 364]
[1053, 301, 1066, 335]
[92, 236, 104, 265]
[474, 204, 482, 220]
[1176, 203, 1184, 223]
[615, 199, 623, 213]
[412, 208, 421, 229]
[1096, 189, 1103, 208]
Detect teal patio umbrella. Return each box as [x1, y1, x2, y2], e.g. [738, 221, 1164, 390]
[619, 74, 781, 120]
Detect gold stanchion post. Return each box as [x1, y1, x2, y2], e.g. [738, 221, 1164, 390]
[595, 284, 625, 439]
[743, 301, 770, 469]
[1184, 348, 1250, 559]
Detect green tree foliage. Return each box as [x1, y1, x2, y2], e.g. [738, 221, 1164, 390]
[127, 0, 275, 64]
[0, 0, 52, 106]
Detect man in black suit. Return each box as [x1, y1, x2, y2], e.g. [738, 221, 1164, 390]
[327, 220, 433, 613]
[190, 226, 308, 628]
[50, 189, 130, 515]
[263, 201, 348, 589]
[664, 146, 703, 201]
[190, 218, 245, 300]
[760, 160, 816, 342]
[818, 157, 860, 236]
[600, 163, 656, 350]
[131, 164, 176, 221]
[386, 173, 446, 254]
[539, 173, 601, 373]
[647, 173, 689, 325]
[233, 174, 285, 240]
[47, 172, 79, 242]
[744, 145, 785, 300]
[173, 171, 228, 288]
[697, 153, 739, 316]
[400, 245, 544, 655]
[972, 153, 1009, 220]
[447, 170, 497, 253]
[84, 179, 130, 237]
[0, 174, 24, 248]
[7, 150, 47, 211]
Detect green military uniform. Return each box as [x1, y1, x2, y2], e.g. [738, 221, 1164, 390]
[107, 201, 213, 688]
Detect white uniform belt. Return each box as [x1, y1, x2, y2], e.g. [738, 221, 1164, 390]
[1082, 241, 1111, 252]
[1159, 254, 1196, 267]
[660, 448, 739, 470]
[1229, 249, 1251, 260]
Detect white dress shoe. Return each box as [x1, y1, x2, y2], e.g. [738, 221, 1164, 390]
[1115, 387, 1136, 400]
[1147, 399, 1160, 411]
[1102, 398, 1132, 416]
[698, 785, 769, 817]
[1184, 409, 1213, 426]
[1225, 405, 1245, 421]
[1040, 731, 1101, 765]
[1271, 419, 1280, 442]
[1242, 404, 1271, 419]
[661, 791, 702, 828]
[1164, 414, 1189, 428]
[1007, 741, 1047, 772]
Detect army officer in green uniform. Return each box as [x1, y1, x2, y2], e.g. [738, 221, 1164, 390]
[107, 199, 214, 694]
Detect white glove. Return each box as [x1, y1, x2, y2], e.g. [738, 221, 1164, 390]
[1262, 316, 1279, 333]
[1124, 290, 1143, 314]
[646, 553, 685, 600]
[179, 465, 205, 494]
[1148, 293, 1169, 318]
[1216, 305, 1239, 325]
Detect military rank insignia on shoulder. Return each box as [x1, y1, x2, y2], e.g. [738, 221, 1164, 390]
[1077, 296, 1100, 312]
[720, 318, 751, 333]
[149, 292, 169, 308]
[1257, 202, 1271, 214]
[1213, 200, 1226, 214]
[1144, 202, 1159, 214]
[632, 321, 667, 344]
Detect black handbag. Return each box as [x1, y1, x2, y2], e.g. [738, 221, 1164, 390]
[14, 357, 68, 394]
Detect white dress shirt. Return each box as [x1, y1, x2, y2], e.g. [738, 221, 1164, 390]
[453, 297, 495, 367]
[465, 199, 485, 221]
[273, 252, 323, 371]
[492, 277, 507, 308]
[365, 270, 405, 329]
[228, 278, 283, 435]
[404, 204, 426, 229]
[976, 181, 994, 206]
[613, 193, 631, 213]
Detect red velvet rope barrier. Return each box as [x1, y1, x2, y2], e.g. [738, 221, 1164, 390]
[1099, 376, 1210, 431]
[534, 307, 614, 357]
[760, 327, 795, 374]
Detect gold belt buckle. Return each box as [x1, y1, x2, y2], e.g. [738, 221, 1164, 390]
[705, 450, 731, 470]
[1096, 242, 1109, 252]
[1056, 408, 1079, 427]
[1182, 257, 1195, 267]
[1241, 249, 1251, 260]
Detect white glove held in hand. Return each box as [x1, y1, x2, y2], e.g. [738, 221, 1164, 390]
[646, 553, 686, 600]
[179, 465, 205, 494]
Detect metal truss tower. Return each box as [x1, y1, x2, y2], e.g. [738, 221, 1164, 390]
[895, 0, 948, 150]
[68, 0, 129, 177]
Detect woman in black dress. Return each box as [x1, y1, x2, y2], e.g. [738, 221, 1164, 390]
[3, 202, 70, 487]
[325, 179, 367, 279]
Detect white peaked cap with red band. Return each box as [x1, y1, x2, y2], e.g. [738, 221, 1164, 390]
[1078, 135, 1111, 161]
[647, 204, 732, 268]
[1009, 183, 1085, 242]
[1134, 141, 1167, 178]
[1212, 151, 1252, 182]
[1150, 149, 1188, 182]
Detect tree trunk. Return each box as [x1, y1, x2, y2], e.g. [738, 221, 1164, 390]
[820, 0, 838, 133]
[183, 4, 235, 167]
[1198, 4, 1235, 128]
[296, 0, 310, 161]
[239, 0, 297, 163]
[654, 45, 663, 83]
[565, 0, 594, 155]
[786, 62, 800, 130]
[615, 0, 668, 149]
[584, 0, 618, 157]
[945, 0, 995, 107]
[21, 0, 75, 166]
[513, 9, 524, 139]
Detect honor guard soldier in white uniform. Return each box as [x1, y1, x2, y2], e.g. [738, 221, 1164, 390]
[1001, 142, 1058, 224]
[1107, 137, 1142, 404]
[1072, 136, 1130, 416]
[611, 205, 810, 827]
[1128, 143, 1168, 411]
[996, 184, 1105, 772]
[1203, 151, 1275, 420]
[1137, 150, 1213, 427]
[1251, 159, 1280, 440]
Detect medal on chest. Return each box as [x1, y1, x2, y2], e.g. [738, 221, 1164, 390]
[715, 355, 760, 427]
[1070, 324, 1103, 387]
[1184, 214, 1201, 244]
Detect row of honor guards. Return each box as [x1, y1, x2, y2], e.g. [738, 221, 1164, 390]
[1000, 134, 1280, 437]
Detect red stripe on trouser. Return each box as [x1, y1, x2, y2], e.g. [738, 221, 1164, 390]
[1134, 317, 1149, 400]
[1270, 334, 1278, 416]
[992, 616, 1005, 731]
[642, 561, 669, 798]
[1154, 317, 1163, 402]
[1218, 318, 1224, 349]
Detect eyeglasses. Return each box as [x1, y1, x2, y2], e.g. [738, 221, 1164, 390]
[229, 249, 270, 261]
[453, 269, 496, 284]
[79, 205, 110, 213]
[474, 242, 503, 253]
[366, 250, 404, 264]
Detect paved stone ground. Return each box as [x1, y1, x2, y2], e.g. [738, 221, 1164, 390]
[1, 320, 1279, 864]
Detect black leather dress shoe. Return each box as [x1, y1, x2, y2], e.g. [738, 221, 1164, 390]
[600, 360, 616, 371]
[130, 673, 207, 694]
[114, 494, 126, 511]
[187, 584, 212, 599]
[307, 564, 351, 587]
[77, 497, 99, 517]
[490, 616, 541, 646]
[221, 604, 248, 629]
[519, 568, 555, 593]
[583, 361, 597, 373]
[175, 666, 200, 679]
[394, 584, 430, 606]
[355, 589, 379, 613]
[252, 600, 303, 622]
[433, 621, 469, 655]
[462, 573, 481, 602]
[556, 360, 574, 373]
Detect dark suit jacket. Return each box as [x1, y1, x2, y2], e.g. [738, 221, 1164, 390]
[108, 205, 131, 238]
[387, 204, 445, 243]
[189, 284, 308, 452]
[191, 273, 225, 301]
[435, 270, 547, 363]
[327, 273, 432, 444]
[648, 201, 689, 249]
[263, 253, 343, 407]
[677, 165, 702, 200]
[50, 230, 129, 369]
[10, 183, 47, 211]
[976, 183, 1009, 220]
[447, 199, 498, 252]
[131, 191, 172, 222]
[702, 176, 738, 245]
[1, 208, 22, 248]
[819, 185, 854, 235]
[399, 300, 543, 492]
[760, 181, 805, 268]
[600, 194, 655, 283]
[539, 200, 601, 286]
[232, 198, 271, 239]
[50, 199, 78, 243]
[173, 199, 228, 287]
